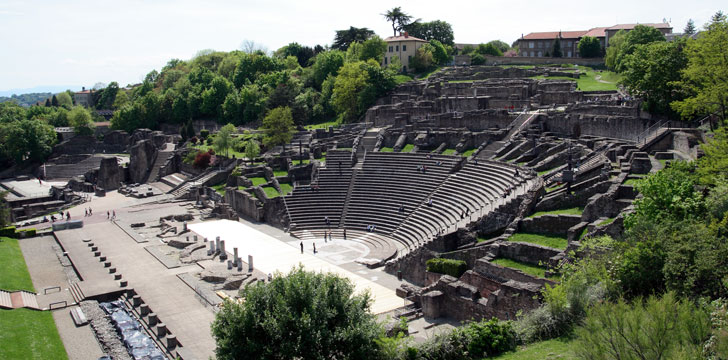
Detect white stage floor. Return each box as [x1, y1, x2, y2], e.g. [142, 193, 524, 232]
[189, 220, 404, 314]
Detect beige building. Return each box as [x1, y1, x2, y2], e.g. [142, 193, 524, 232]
[382, 33, 428, 73]
[74, 87, 95, 107]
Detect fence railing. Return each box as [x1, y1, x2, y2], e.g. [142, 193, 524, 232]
[636, 120, 669, 146]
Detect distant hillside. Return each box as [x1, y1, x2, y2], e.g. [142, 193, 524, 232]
[0, 93, 53, 107]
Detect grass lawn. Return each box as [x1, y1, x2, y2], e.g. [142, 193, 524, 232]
[528, 207, 583, 218]
[537, 168, 558, 176]
[491, 258, 557, 280]
[188, 140, 245, 159]
[442, 149, 457, 155]
[304, 118, 341, 130]
[0, 308, 68, 360]
[461, 148, 477, 157]
[394, 74, 414, 84]
[529, 68, 620, 91]
[598, 217, 616, 226]
[623, 178, 642, 186]
[0, 237, 35, 292]
[402, 144, 415, 153]
[279, 182, 294, 196]
[273, 170, 288, 177]
[545, 184, 564, 193]
[210, 183, 226, 195]
[493, 336, 577, 360]
[262, 186, 281, 199]
[248, 177, 268, 186]
[379, 147, 394, 152]
[509, 232, 568, 250]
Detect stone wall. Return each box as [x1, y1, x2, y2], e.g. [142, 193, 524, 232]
[488, 241, 562, 266]
[225, 189, 263, 222]
[474, 258, 555, 287]
[518, 214, 582, 236]
[384, 247, 438, 286]
[96, 157, 122, 190]
[128, 140, 157, 184]
[482, 55, 605, 66]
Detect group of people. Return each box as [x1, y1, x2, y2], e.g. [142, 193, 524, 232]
[84, 208, 93, 217]
[47, 210, 71, 223]
[107, 210, 117, 220]
[416, 165, 428, 173]
[366, 224, 377, 233]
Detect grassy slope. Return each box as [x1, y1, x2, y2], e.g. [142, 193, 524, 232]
[509, 232, 568, 249]
[0, 237, 35, 291]
[0, 237, 67, 360]
[493, 336, 577, 360]
[491, 258, 557, 280]
[528, 207, 583, 218]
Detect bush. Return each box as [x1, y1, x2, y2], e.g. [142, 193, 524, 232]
[0, 226, 17, 237]
[183, 149, 198, 165]
[17, 228, 36, 238]
[426, 258, 467, 278]
[194, 151, 212, 169]
[470, 54, 485, 65]
[574, 292, 711, 359]
[200, 129, 210, 139]
[189, 136, 198, 145]
[206, 136, 213, 146]
[462, 318, 516, 357]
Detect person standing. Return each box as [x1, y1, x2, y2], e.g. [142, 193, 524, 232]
[300, 241, 304, 254]
[313, 242, 317, 254]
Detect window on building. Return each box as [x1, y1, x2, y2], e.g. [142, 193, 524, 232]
[403, 45, 407, 51]
[384, 57, 388, 65]
[389, 46, 393, 52]
[538, 41, 543, 48]
[567, 51, 572, 58]
[538, 51, 543, 57]
[530, 51, 535, 57]
[396, 45, 399, 51]
[529, 42, 534, 49]
[408, 55, 411, 62]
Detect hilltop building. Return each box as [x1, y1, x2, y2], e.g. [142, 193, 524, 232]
[74, 87, 95, 107]
[382, 33, 428, 73]
[517, 23, 672, 58]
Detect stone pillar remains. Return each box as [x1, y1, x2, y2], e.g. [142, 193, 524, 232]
[220, 240, 227, 260]
[233, 248, 239, 267]
[215, 237, 220, 254]
[248, 255, 254, 272]
[208, 241, 215, 256]
[183, 221, 188, 232]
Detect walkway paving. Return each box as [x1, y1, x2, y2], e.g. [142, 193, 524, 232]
[57, 221, 216, 358]
[190, 220, 405, 314]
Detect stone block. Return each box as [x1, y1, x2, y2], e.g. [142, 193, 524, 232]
[104, 261, 111, 268]
[140, 303, 150, 316]
[119, 280, 128, 287]
[108, 267, 116, 274]
[156, 323, 167, 337]
[131, 295, 142, 307]
[166, 335, 177, 349]
[148, 313, 158, 326]
[114, 274, 122, 280]
[94, 252, 101, 257]
[421, 290, 444, 319]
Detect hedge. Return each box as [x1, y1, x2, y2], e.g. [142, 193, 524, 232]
[426, 258, 467, 278]
[17, 229, 36, 238]
[0, 226, 17, 238]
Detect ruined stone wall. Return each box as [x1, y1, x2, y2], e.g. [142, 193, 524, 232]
[474, 259, 555, 287]
[225, 189, 263, 222]
[544, 113, 657, 141]
[518, 214, 582, 236]
[384, 247, 438, 286]
[489, 241, 562, 266]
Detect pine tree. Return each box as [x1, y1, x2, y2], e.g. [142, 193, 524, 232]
[552, 37, 563, 58]
[51, 94, 59, 107]
[684, 19, 696, 35]
[44, 98, 51, 107]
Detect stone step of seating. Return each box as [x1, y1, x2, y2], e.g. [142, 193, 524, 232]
[0, 290, 12, 309]
[160, 173, 188, 188]
[44, 156, 104, 180]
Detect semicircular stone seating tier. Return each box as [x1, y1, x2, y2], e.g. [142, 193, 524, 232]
[284, 152, 529, 262]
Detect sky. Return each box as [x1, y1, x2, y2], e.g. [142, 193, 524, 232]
[0, 0, 723, 95]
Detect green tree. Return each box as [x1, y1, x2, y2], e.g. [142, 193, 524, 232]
[382, 7, 414, 36]
[44, 98, 51, 107]
[213, 123, 237, 158]
[275, 42, 315, 67]
[210, 266, 381, 360]
[55, 92, 73, 108]
[68, 106, 95, 136]
[2, 119, 56, 164]
[311, 50, 345, 89]
[332, 27, 374, 51]
[429, 39, 451, 65]
[332, 62, 370, 121]
[551, 37, 563, 57]
[410, 45, 435, 72]
[50, 94, 59, 107]
[486, 40, 510, 53]
[671, 13, 728, 123]
[577, 36, 602, 58]
[470, 53, 485, 65]
[95, 82, 119, 109]
[359, 36, 387, 63]
[621, 40, 688, 116]
[684, 19, 697, 35]
[476, 43, 503, 56]
[402, 20, 455, 45]
[244, 140, 260, 163]
[262, 106, 294, 148]
[613, 25, 666, 72]
[201, 75, 234, 119]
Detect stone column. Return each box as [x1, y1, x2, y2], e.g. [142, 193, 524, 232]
[208, 241, 215, 255]
[233, 248, 239, 266]
[220, 240, 227, 260]
[183, 221, 187, 232]
[248, 255, 254, 272]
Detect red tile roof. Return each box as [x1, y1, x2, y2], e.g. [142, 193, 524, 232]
[522, 30, 587, 40]
[606, 23, 671, 30]
[384, 35, 427, 42]
[583, 27, 609, 38]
